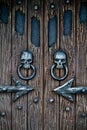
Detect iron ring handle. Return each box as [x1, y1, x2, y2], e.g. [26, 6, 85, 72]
[17, 64, 36, 80]
[51, 64, 68, 81]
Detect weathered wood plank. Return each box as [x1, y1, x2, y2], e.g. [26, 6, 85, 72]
[76, 0, 87, 129]
[11, 0, 28, 130]
[59, 0, 76, 130]
[27, 0, 44, 130]
[0, 0, 12, 129]
[44, 0, 60, 130]
[1, 1, 87, 130]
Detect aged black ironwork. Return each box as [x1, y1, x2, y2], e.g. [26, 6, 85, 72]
[53, 78, 87, 102]
[15, 10, 25, 35]
[81, 113, 87, 118]
[50, 3, 55, 9]
[34, 4, 39, 11]
[48, 16, 57, 47]
[31, 0, 40, 47]
[0, 112, 6, 117]
[51, 50, 68, 81]
[17, 50, 36, 80]
[48, 1, 57, 47]
[31, 16, 40, 47]
[0, 3, 9, 24]
[65, 106, 71, 112]
[0, 77, 34, 102]
[80, 2, 87, 23]
[64, 10, 72, 36]
[33, 97, 39, 103]
[64, 0, 71, 4]
[17, 105, 23, 110]
[49, 98, 55, 103]
[17, 0, 23, 5]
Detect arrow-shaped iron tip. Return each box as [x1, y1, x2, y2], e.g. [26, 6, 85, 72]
[12, 77, 34, 101]
[53, 78, 75, 102]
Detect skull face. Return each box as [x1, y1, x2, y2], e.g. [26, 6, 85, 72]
[20, 50, 33, 69]
[54, 50, 67, 69]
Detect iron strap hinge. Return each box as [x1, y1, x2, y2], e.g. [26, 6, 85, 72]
[53, 78, 87, 102]
[0, 77, 34, 102]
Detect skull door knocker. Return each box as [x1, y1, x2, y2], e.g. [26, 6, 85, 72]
[17, 50, 36, 80]
[50, 50, 68, 81]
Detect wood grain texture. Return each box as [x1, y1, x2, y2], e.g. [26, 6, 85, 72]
[44, 0, 60, 130]
[0, 0, 87, 130]
[11, 0, 28, 130]
[0, 0, 12, 129]
[27, 0, 44, 129]
[76, 0, 87, 130]
[59, 0, 76, 130]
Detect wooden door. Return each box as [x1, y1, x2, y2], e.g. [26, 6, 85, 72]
[0, 0, 87, 130]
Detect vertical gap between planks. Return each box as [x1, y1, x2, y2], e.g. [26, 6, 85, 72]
[74, 0, 77, 129]
[58, 0, 61, 126]
[59, 0, 61, 129]
[42, 0, 46, 130]
[26, 0, 28, 129]
[59, 0, 76, 130]
[9, 0, 13, 129]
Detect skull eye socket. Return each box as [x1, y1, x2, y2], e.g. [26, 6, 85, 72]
[21, 59, 26, 63]
[55, 59, 60, 62]
[27, 59, 32, 63]
[54, 58, 66, 63]
[61, 59, 66, 62]
[21, 59, 32, 63]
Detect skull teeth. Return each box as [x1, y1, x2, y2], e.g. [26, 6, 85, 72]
[56, 63, 63, 69]
[23, 64, 31, 69]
